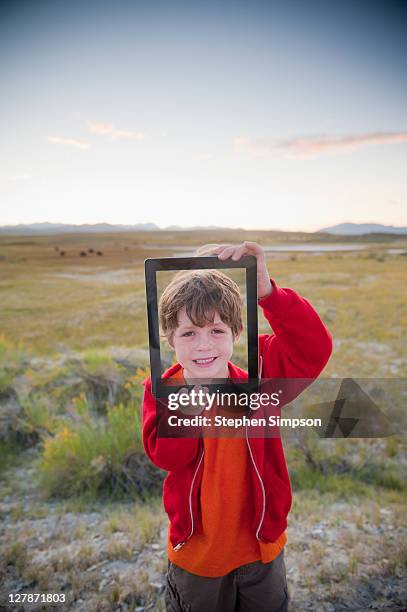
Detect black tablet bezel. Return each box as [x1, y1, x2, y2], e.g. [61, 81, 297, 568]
[144, 255, 259, 398]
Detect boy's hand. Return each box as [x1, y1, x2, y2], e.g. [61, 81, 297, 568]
[175, 385, 211, 416]
[203, 242, 273, 299]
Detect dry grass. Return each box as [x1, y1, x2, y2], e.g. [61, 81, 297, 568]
[1, 539, 32, 573]
[1, 232, 406, 376]
[104, 568, 155, 608]
[104, 537, 133, 561]
[102, 500, 165, 548]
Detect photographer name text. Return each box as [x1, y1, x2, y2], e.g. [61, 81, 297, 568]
[168, 415, 322, 429]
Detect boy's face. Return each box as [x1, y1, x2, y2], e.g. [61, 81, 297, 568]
[171, 308, 238, 380]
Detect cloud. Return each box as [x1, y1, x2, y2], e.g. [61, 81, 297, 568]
[234, 131, 407, 160]
[87, 121, 114, 135]
[48, 137, 89, 150]
[87, 121, 144, 141]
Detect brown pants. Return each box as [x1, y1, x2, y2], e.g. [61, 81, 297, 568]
[165, 549, 289, 612]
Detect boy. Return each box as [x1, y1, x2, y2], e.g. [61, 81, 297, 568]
[142, 242, 332, 611]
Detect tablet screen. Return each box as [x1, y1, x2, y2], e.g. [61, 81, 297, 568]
[145, 255, 258, 397]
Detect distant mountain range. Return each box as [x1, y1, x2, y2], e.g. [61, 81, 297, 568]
[318, 223, 407, 235]
[0, 221, 406, 236]
[0, 222, 237, 235]
[0, 222, 160, 235]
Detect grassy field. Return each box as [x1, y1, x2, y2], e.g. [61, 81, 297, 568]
[0, 229, 406, 610]
[1, 230, 406, 374]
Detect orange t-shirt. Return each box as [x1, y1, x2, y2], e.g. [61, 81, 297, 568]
[167, 369, 287, 577]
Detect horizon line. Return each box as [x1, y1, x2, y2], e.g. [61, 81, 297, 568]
[1, 220, 406, 234]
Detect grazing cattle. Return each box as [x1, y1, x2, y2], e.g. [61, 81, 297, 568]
[96, 251, 103, 256]
[80, 251, 87, 257]
[88, 248, 94, 253]
[60, 251, 66, 256]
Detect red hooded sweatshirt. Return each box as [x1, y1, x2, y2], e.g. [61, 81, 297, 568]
[142, 279, 332, 552]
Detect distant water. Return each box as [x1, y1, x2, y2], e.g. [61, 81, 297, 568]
[386, 248, 407, 255]
[263, 244, 367, 252]
[171, 243, 368, 255]
[147, 243, 407, 256]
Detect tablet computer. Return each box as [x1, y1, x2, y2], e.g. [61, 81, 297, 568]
[145, 255, 259, 398]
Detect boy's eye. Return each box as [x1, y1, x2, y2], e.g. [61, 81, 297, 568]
[180, 329, 224, 337]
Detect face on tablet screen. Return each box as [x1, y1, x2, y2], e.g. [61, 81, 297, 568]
[157, 268, 248, 382]
[171, 308, 236, 381]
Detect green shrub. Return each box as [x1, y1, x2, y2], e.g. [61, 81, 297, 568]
[71, 349, 129, 412]
[24, 363, 82, 408]
[288, 440, 406, 498]
[0, 439, 20, 473]
[0, 334, 29, 394]
[353, 462, 405, 491]
[38, 394, 163, 500]
[0, 392, 66, 460]
[289, 465, 371, 499]
[18, 393, 63, 438]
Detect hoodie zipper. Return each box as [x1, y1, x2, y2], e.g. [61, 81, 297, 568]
[173, 447, 205, 551]
[245, 419, 266, 540]
[246, 356, 266, 540]
[247, 356, 266, 540]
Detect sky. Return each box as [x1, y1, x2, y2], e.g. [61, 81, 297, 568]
[1, 0, 406, 231]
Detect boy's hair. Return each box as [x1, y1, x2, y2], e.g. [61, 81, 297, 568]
[159, 269, 243, 346]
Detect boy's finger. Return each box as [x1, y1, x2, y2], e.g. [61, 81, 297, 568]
[243, 241, 263, 256]
[211, 244, 232, 255]
[217, 244, 234, 253]
[196, 385, 210, 394]
[196, 244, 231, 256]
[218, 245, 236, 260]
[231, 244, 248, 261]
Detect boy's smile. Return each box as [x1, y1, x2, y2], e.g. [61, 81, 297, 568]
[192, 356, 218, 367]
[172, 307, 239, 381]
